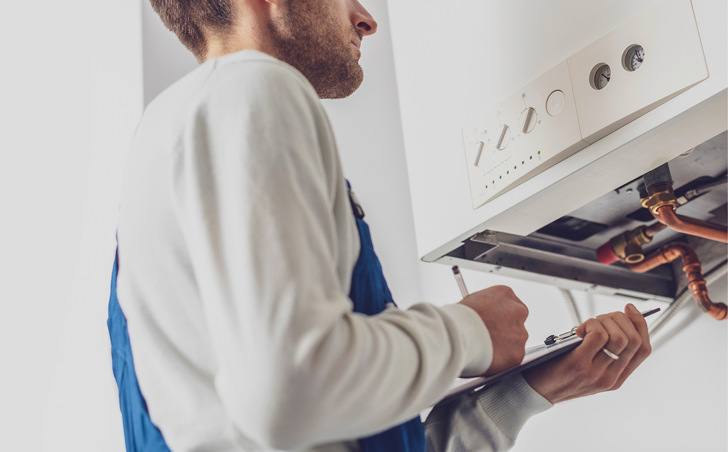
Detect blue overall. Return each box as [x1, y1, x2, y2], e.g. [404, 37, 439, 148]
[107, 183, 425, 451]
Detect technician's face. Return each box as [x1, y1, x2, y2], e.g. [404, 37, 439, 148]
[268, 0, 378, 99]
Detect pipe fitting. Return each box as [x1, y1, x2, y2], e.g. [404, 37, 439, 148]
[622, 241, 645, 264]
[641, 183, 678, 215]
[614, 227, 652, 263]
[596, 225, 657, 264]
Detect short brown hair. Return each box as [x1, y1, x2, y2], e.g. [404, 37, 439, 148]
[149, 0, 236, 61]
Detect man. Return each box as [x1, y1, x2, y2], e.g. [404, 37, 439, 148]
[109, 0, 652, 450]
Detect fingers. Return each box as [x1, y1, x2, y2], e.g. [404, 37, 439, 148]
[602, 309, 643, 358]
[574, 318, 608, 357]
[625, 303, 650, 341]
[460, 285, 530, 376]
[600, 316, 631, 357]
[575, 304, 652, 387]
[612, 304, 652, 389]
[525, 305, 653, 403]
[575, 306, 647, 353]
[487, 285, 530, 313]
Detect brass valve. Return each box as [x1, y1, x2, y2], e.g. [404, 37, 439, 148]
[609, 226, 653, 264]
[641, 182, 678, 215]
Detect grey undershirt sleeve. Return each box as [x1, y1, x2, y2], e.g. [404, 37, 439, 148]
[424, 374, 553, 452]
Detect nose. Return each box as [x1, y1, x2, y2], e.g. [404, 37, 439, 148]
[352, 1, 377, 37]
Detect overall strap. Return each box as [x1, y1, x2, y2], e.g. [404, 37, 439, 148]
[347, 181, 426, 452]
[107, 248, 171, 452]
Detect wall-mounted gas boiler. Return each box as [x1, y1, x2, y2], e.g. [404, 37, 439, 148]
[395, 0, 727, 319]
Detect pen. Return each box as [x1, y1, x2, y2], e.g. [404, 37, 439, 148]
[451, 266, 469, 298]
[543, 307, 661, 345]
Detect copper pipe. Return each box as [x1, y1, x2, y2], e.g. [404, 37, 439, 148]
[628, 242, 727, 320]
[652, 205, 728, 243]
[645, 221, 667, 237]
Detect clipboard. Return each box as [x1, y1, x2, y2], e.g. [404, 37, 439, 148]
[437, 335, 583, 405]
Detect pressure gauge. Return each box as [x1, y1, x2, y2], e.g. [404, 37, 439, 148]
[591, 64, 611, 90]
[623, 44, 645, 71]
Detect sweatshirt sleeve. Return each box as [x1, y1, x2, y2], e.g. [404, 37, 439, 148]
[170, 59, 494, 450]
[424, 374, 553, 452]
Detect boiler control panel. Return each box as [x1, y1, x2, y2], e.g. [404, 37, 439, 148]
[463, 0, 708, 209]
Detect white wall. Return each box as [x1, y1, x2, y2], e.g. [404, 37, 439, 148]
[141, 0, 197, 106]
[0, 1, 143, 451]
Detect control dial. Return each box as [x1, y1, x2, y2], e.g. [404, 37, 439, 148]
[520, 107, 537, 134]
[496, 125, 511, 150]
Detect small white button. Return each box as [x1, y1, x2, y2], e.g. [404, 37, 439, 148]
[496, 125, 511, 150]
[546, 90, 565, 116]
[472, 141, 484, 167]
[520, 107, 537, 134]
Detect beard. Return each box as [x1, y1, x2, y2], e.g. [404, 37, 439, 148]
[267, 2, 364, 99]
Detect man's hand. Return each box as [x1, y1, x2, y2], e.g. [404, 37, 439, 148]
[523, 303, 652, 404]
[459, 285, 530, 376]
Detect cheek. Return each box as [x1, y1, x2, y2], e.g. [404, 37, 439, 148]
[323, 1, 352, 34]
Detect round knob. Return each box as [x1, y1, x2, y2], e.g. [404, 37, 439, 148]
[496, 125, 511, 150]
[546, 90, 565, 116]
[520, 107, 537, 134]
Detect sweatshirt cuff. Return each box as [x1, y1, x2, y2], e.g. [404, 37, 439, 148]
[440, 304, 493, 377]
[475, 373, 553, 441]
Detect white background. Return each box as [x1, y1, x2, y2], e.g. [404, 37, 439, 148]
[0, 0, 725, 451]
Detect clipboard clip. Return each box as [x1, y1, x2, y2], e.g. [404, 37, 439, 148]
[544, 326, 578, 346]
[542, 307, 661, 346]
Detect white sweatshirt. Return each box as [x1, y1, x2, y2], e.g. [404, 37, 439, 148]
[117, 50, 550, 452]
